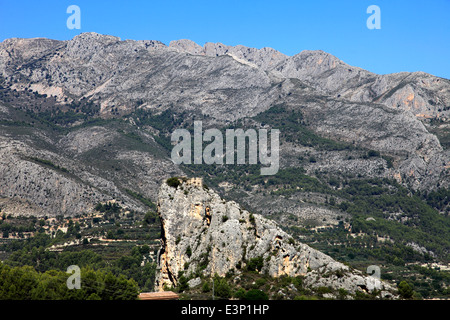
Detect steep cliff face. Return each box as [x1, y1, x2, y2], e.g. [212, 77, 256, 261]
[154, 178, 396, 297]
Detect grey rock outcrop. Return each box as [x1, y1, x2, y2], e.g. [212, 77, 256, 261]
[169, 39, 288, 70]
[154, 178, 396, 297]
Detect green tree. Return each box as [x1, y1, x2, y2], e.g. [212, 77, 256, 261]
[243, 289, 268, 300]
[398, 281, 414, 299]
[202, 281, 210, 293]
[247, 256, 264, 272]
[213, 275, 231, 299]
[177, 275, 189, 293]
[143, 211, 159, 225]
[166, 177, 181, 188]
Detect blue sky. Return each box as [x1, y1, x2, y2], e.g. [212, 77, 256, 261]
[1, 0, 449, 79]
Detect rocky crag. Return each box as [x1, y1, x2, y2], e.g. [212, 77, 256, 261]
[154, 178, 397, 298]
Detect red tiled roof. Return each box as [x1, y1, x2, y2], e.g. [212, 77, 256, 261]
[138, 291, 179, 300]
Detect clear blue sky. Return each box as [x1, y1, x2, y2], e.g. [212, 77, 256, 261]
[1, 0, 449, 79]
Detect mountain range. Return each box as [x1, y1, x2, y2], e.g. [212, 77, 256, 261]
[0, 32, 448, 217]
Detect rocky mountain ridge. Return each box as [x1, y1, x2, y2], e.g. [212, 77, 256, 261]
[2, 33, 449, 119]
[169, 37, 450, 120]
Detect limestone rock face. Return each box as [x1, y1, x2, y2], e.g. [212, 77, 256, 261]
[169, 39, 288, 70]
[154, 179, 396, 297]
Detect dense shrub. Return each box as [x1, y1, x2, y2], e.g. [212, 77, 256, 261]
[167, 177, 181, 188]
[0, 262, 138, 300]
[247, 256, 264, 272]
[243, 289, 268, 300]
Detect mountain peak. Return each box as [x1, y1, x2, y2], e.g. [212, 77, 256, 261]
[70, 32, 121, 42]
[169, 39, 203, 54]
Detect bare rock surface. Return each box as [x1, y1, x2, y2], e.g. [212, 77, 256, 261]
[155, 179, 397, 296]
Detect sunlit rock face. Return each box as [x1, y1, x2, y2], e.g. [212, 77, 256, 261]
[154, 178, 397, 297]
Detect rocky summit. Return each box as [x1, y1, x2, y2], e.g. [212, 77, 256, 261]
[155, 177, 396, 298]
